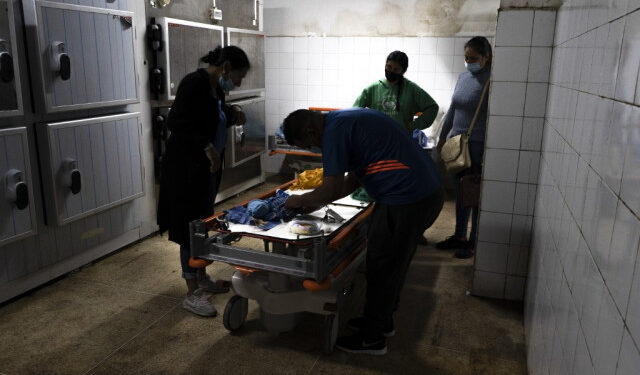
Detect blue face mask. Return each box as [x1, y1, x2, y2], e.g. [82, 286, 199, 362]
[465, 62, 483, 74]
[219, 75, 235, 92]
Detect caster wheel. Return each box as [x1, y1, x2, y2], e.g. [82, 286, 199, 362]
[324, 314, 338, 354]
[223, 295, 248, 331]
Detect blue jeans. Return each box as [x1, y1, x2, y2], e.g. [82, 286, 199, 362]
[452, 141, 484, 243]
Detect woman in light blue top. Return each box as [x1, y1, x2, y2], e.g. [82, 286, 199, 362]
[436, 36, 492, 259]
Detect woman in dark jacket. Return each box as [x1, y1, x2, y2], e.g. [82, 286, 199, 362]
[157, 46, 250, 316]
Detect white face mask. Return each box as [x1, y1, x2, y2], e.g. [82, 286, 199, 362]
[465, 62, 483, 74]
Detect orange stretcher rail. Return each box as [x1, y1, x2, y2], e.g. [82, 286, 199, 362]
[308, 107, 341, 112]
[268, 149, 322, 158]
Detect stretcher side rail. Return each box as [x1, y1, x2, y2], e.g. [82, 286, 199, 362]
[189, 219, 367, 281]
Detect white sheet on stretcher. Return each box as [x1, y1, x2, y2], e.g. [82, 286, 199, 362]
[222, 190, 371, 240]
[287, 189, 370, 208]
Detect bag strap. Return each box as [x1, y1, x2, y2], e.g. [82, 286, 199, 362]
[466, 79, 491, 137]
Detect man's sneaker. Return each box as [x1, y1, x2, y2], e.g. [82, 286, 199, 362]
[436, 236, 469, 250]
[455, 247, 475, 259]
[182, 289, 217, 317]
[336, 334, 387, 355]
[347, 317, 395, 337]
[197, 274, 230, 294]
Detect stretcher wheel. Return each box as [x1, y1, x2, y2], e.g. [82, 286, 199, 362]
[324, 314, 338, 354]
[223, 295, 248, 331]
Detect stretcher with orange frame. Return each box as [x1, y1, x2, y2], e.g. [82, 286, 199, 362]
[188, 180, 373, 353]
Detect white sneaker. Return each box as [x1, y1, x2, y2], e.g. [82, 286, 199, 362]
[182, 289, 217, 317]
[197, 274, 230, 294]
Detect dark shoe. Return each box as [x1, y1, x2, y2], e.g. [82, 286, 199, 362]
[454, 247, 475, 259]
[347, 317, 395, 337]
[436, 236, 469, 250]
[336, 334, 387, 355]
[418, 235, 428, 245]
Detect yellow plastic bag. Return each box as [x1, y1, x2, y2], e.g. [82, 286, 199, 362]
[290, 168, 323, 190]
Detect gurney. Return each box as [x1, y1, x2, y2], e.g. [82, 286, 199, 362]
[188, 180, 373, 353]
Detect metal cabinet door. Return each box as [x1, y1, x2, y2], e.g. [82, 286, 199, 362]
[226, 28, 265, 98]
[0, 0, 23, 117]
[0, 127, 37, 246]
[157, 18, 223, 100]
[35, 2, 138, 113]
[40, 113, 144, 225]
[225, 97, 265, 167]
[42, 0, 132, 11]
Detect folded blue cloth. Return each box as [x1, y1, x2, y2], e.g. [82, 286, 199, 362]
[247, 199, 270, 218]
[225, 206, 252, 225]
[225, 190, 298, 230]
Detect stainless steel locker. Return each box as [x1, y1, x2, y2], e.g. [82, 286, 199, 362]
[225, 97, 265, 168]
[0, 0, 23, 117]
[42, 0, 132, 11]
[38, 113, 144, 225]
[33, 2, 138, 113]
[226, 28, 265, 99]
[156, 17, 224, 100]
[0, 127, 37, 246]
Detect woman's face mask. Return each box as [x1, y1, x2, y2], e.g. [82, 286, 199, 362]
[384, 60, 404, 83]
[464, 47, 489, 74]
[219, 75, 235, 93]
[465, 62, 483, 74]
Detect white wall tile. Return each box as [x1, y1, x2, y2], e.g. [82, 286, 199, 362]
[517, 151, 541, 184]
[478, 211, 513, 244]
[279, 52, 294, 70]
[614, 11, 640, 103]
[521, 117, 544, 151]
[476, 242, 509, 273]
[266, 52, 279, 69]
[510, 215, 533, 246]
[496, 10, 534, 47]
[454, 38, 467, 56]
[513, 183, 537, 216]
[507, 245, 529, 276]
[308, 53, 323, 70]
[308, 85, 322, 102]
[293, 53, 309, 70]
[418, 55, 436, 73]
[505, 275, 525, 300]
[280, 69, 293, 85]
[617, 330, 640, 375]
[403, 38, 420, 56]
[308, 37, 323, 52]
[339, 37, 355, 54]
[279, 84, 294, 101]
[481, 181, 516, 213]
[265, 37, 279, 53]
[322, 55, 339, 69]
[484, 148, 519, 182]
[472, 270, 506, 299]
[489, 82, 527, 117]
[266, 99, 279, 115]
[435, 55, 454, 73]
[293, 85, 308, 101]
[353, 37, 370, 54]
[524, 83, 548, 117]
[436, 37, 455, 55]
[493, 47, 531, 82]
[370, 37, 387, 54]
[323, 37, 339, 54]
[486, 116, 523, 150]
[532, 10, 556, 47]
[293, 37, 308, 54]
[528, 47, 553, 82]
[419, 37, 437, 54]
[279, 37, 294, 53]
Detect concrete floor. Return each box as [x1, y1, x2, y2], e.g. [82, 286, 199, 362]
[0, 175, 527, 375]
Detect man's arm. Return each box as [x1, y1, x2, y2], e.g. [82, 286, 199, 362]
[285, 174, 360, 209]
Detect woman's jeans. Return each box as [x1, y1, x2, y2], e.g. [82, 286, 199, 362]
[452, 141, 484, 243]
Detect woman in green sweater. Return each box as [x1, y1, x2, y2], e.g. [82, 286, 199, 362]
[353, 50, 439, 132]
[354, 51, 439, 245]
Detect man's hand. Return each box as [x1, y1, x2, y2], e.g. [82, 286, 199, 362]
[232, 105, 246, 125]
[204, 144, 222, 173]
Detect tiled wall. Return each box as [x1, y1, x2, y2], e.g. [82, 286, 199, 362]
[473, 9, 555, 300]
[262, 36, 491, 172]
[525, 1, 640, 374]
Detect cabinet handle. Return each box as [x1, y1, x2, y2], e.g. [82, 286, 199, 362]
[49, 41, 71, 81]
[0, 39, 14, 83]
[62, 159, 82, 195]
[253, 0, 258, 26]
[5, 169, 29, 210]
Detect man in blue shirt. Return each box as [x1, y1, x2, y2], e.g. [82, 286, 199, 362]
[283, 108, 444, 355]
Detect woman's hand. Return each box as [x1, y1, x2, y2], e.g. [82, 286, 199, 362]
[204, 144, 222, 173]
[231, 105, 246, 125]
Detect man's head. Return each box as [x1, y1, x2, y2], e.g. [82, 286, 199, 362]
[282, 109, 325, 150]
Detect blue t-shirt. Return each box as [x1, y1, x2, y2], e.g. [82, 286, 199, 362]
[322, 108, 441, 205]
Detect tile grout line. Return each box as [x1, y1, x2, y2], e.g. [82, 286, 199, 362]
[81, 302, 181, 375]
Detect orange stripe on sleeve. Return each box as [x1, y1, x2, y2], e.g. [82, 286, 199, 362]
[365, 165, 410, 175]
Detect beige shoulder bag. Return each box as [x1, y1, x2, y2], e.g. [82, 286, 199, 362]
[441, 79, 490, 174]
